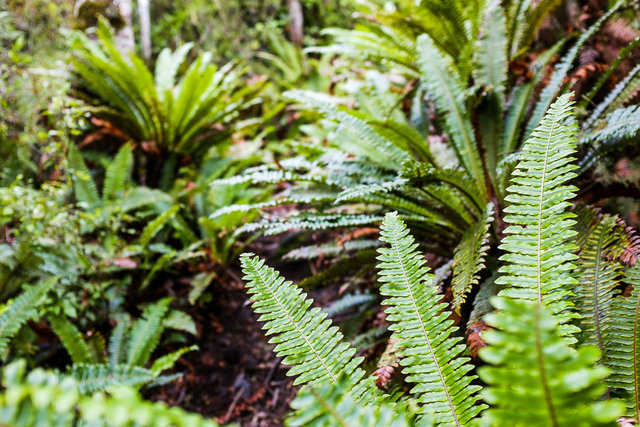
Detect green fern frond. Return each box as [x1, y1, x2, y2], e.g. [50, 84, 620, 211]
[282, 240, 381, 261]
[151, 345, 198, 376]
[67, 363, 156, 394]
[234, 214, 384, 237]
[162, 309, 197, 336]
[67, 144, 100, 210]
[103, 142, 133, 201]
[377, 212, 485, 425]
[126, 298, 171, 367]
[284, 90, 412, 167]
[479, 297, 624, 426]
[416, 34, 486, 198]
[574, 208, 626, 354]
[497, 94, 579, 339]
[451, 203, 494, 313]
[516, 0, 563, 55]
[286, 375, 422, 427]
[608, 265, 640, 418]
[108, 316, 130, 372]
[580, 38, 640, 112]
[524, 0, 624, 138]
[579, 106, 640, 171]
[586, 63, 640, 128]
[139, 205, 180, 246]
[0, 278, 56, 354]
[154, 42, 193, 93]
[323, 292, 377, 318]
[240, 253, 374, 400]
[49, 314, 94, 364]
[474, 2, 507, 95]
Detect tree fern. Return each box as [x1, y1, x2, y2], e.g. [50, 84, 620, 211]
[376, 212, 485, 425]
[0, 278, 56, 354]
[608, 265, 640, 417]
[451, 203, 494, 313]
[479, 297, 623, 426]
[497, 93, 580, 339]
[240, 253, 374, 400]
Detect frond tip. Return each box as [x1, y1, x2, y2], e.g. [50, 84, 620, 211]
[377, 212, 485, 425]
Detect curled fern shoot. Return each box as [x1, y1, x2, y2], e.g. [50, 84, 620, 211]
[377, 212, 484, 425]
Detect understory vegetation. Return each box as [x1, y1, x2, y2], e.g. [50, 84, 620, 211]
[1, 0, 640, 425]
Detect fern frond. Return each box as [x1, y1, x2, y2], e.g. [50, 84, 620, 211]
[162, 309, 197, 336]
[286, 375, 421, 427]
[67, 363, 156, 394]
[67, 144, 100, 210]
[282, 240, 381, 261]
[103, 143, 133, 200]
[151, 345, 198, 375]
[524, 0, 625, 138]
[497, 94, 579, 339]
[323, 292, 377, 318]
[377, 212, 485, 425]
[479, 297, 624, 426]
[234, 214, 384, 237]
[451, 203, 494, 313]
[108, 316, 130, 372]
[416, 34, 486, 198]
[240, 253, 373, 400]
[284, 90, 412, 167]
[586, 63, 640, 128]
[49, 314, 94, 364]
[608, 265, 640, 418]
[579, 106, 640, 171]
[126, 298, 171, 367]
[574, 208, 626, 354]
[0, 278, 56, 354]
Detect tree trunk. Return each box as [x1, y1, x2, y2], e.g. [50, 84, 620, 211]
[113, 0, 135, 54]
[138, 0, 152, 61]
[288, 0, 304, 45]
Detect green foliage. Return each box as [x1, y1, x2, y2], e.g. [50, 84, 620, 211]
[608, 265, 640, 417]
[478, 297, 623, 426]
[0, 278, 56, 355]
[71, 20, 262, 160]
[240, 253, 372, 398]
[0, 359, 217, 426]
[377, 212, 484, 425]
[496, 94, 579, 338]
[287, 375, 422, 427]
[451, 203, 493, 312]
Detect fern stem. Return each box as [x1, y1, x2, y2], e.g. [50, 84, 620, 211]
[634, 290, 640, 420]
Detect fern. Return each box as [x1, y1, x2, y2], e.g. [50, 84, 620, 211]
[524, 0, 625, 138]
[416, 34, 486, 198]
[49, 314, 94, 364]
[496, 94, 579, 339]
[451, 203, 494, 313]
[67, 363, 157, 394]
[0, 278, 56, 354]
[240, 253, 374, 400]
[608, 265, 640, 417]
[479, 297, 624, 426]
[586, 63, 640, 128]
[0, 360, 217, 426]
[377, 212, 485, 425]
[126, 298, 171, 367]
[108, 316, 130, 372]
[67, 143, 100, 210]
[103, 143, 133, 200]
[286, 375, 422, 427]
[573, 209, 626, 354]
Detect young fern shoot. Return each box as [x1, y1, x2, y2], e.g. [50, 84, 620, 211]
[377, 212, 485, 425]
